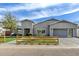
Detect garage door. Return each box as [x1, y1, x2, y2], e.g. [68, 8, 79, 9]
[53, 29, 67, 37]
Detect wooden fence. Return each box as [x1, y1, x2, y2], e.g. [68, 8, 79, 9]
[16, 36, 59, 45]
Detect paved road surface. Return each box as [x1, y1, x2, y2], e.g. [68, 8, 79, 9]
[0, 45, 79, 56]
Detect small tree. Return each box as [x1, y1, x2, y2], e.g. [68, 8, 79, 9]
[2, 12, 17, 33]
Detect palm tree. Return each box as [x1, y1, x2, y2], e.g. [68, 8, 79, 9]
[2, 12, 17, 33]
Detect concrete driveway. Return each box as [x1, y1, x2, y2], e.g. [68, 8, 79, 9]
[59, 38, 79, 47]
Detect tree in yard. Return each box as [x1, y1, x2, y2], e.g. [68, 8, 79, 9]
[2, 12, 17, 33]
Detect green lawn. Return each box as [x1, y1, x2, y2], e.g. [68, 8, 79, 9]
[28, 39, 59, 45]
[4, 37, 15, 43]
[17, 39, 59, 45]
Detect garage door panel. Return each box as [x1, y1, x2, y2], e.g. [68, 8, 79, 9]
[53, 29, 67, 37]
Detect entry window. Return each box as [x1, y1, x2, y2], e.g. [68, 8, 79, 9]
[37, 30, 45, 34]
[37, 30, 41, 34]
[37, 29, 45, 36]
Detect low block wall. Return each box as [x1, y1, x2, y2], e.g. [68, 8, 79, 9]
[16, 36, 59, 45]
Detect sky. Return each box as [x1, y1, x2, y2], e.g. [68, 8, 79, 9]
[0, 3, 79, 23]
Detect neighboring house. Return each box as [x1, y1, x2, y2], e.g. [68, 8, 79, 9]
[18, 19, 35, 36]
[0, 22, 6, 36]
[16, 21, 23, 35]
[0, 19, 35, 36]
[34, 19, 78, 37]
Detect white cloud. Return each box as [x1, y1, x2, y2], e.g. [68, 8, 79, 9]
[24, 3, 60, 9]
[19, 17, 31, 20]
[62, 8, 79, 15]
[8, 3, 60, 12]
[0, 8, 6, 12]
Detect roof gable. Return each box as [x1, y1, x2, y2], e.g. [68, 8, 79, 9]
[21, 19, 34, 23]
[34, 18, 59, 26]
[50, 20, 77, 26]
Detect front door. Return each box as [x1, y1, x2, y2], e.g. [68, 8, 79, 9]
[24, 28, 30, 35]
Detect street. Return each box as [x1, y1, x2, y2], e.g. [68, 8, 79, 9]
[0, 45, 79, 56]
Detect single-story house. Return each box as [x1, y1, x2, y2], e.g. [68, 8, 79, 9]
[33, 19, 78, 37]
